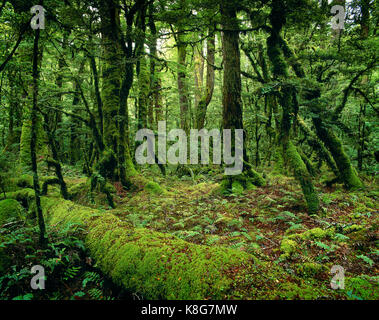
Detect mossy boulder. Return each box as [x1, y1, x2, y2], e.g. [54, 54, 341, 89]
[0, 199, 24, 225]
[15, 174, 34, 188]
[68, 181, 89, 199]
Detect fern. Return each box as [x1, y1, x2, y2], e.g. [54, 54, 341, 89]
[82, 271, 101, 288]
[88, 288, 103, 300]
[356, 255, 374, 267]
[63, 266, 81, 281]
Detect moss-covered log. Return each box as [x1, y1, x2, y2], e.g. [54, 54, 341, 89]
[2, 190, 336, 299]
[41, 197, 259, 299]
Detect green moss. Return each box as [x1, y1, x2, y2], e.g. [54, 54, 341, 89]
[274, 281, 327, 300]
[145, 181, 164, 195]
[19, 120, 32, 169]
[280, 238, 297, 259]
[68, 181, 89, 199]
[272, 148, 286, 174]
[280, 227, 335, 260]
[231, 180, 244, 195]
[219, 170, 264, 195]
[3, 189, 37, 211]
[343, 224, 365, 234]
[283, 141, 320, 215]
[0, 199, 24, 224]
[8, 175, 56, 193]
[19, 119, 47, 169]
[288, 227, 335, 241]
[14, 174, 33, 188]
[313, 120, 363, 190]
[104, 182, 117, 194]
[41, 197, 268, 299]
[296, 262, 328, 278]
[343, 226, 369, 243]
[246, 168, 266, 187]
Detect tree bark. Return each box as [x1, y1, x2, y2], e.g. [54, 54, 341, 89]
[30, 25, 47, 246]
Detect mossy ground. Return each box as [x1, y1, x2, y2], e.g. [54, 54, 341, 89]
[2, 165, 378, 300]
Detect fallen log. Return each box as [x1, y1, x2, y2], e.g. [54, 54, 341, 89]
[41, 197, 262, 299]
[3, 190, 329, 299]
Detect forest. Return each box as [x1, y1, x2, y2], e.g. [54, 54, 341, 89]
[0, 0, 378, 301]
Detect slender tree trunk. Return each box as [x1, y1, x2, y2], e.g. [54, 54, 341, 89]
[196, 31, 215, 129]
[177, 31, 191, 135]
[357, 103, 366, 171]
[30, 25, 47, 246]
[148, 6, 163, 128]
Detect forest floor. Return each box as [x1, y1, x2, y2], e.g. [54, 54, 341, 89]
[1, 165, 378, 300]
[64, 166, 378, 300]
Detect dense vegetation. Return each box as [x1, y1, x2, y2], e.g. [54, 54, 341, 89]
[0, 0, 378, 300]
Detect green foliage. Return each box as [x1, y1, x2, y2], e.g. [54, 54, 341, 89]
[0, 0, 377, 301]
[356, 254, 374, 267]
[0, 199, 24, 225]
[344, 276, 379, 300]
[0, 221, 86, 300]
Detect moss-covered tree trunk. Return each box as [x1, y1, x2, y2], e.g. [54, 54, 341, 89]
[30, 25, 47, 245]
[177, 31, 191, 135]
[100, 0, 121, 160]
[278, 33, 363, 190]
[69, 59, 85, 165]
[297, 115, 339, 177]
[266, 0, 319, 214]
[195, 31, 215, 129]
[148, 6, 164, 128]
[99, 0, 135, 186]
[136, 7, 149, 132]
[137, 55, 149, 131]
[220, 2, 265, 192]
[313, 115, 363, 190]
